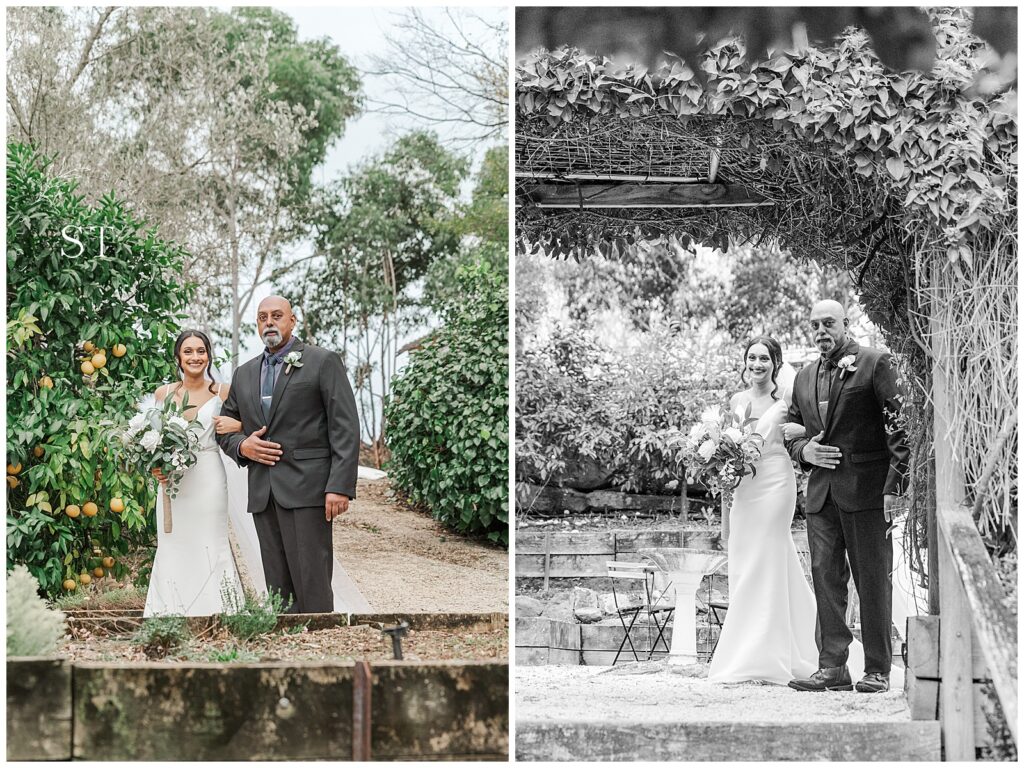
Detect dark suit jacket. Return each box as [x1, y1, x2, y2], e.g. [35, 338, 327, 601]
[217, 341, 360, 512]
[786, 342, 909, 513]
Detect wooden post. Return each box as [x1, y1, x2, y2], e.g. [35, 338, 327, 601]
[938, 530, 975, 760]
[542, 532, 551, 593]
[352, 660, 372, 761]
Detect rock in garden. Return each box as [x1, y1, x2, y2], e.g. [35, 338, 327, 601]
[540, 590, 574, 622]
[516, 595, 546, 618]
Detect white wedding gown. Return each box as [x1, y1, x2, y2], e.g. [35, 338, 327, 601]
[144, 393, 244, 617]
[708, 396, 866, 685]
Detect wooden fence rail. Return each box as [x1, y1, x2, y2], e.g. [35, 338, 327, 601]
[931, 350, 1017, 759]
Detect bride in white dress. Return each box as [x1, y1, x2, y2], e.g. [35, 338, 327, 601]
[708, 336, 864, 685]
[144, 330, 245, 617]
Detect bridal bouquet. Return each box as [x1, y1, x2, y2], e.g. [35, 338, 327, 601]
[677, 404, 764, 497]
[118, 395, 203, 532]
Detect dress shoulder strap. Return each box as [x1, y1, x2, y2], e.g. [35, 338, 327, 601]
[217, 382, 224, 398]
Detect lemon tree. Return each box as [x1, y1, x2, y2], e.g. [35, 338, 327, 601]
[6, 143, 192, 596]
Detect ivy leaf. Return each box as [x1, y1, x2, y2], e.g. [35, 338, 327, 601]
[885, 157, 907, 181]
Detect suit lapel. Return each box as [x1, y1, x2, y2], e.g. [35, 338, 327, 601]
[250, 355, 265, 421]
[810, 360, 827, 433]
[824, 341, 859, 435]
[267, 341, 303, 426]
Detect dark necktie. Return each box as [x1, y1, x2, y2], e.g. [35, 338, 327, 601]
[817, 357, 836, 425]
[261, 352, 281, 419]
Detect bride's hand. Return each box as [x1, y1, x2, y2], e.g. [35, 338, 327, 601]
[781, 422, 806, 441]
[151, 468, 168, 485]
[213, 415, 243, 434]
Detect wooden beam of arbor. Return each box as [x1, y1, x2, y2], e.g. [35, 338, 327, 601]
[515, 171, 704, 183]
[517, 182, 772, 208]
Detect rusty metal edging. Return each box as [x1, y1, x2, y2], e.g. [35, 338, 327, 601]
[352, 660, 372, 760]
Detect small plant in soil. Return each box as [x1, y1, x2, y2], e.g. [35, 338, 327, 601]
[199, 644, 260, 663]
[133, 615, 190, 659]
[219, 582, 292, 641]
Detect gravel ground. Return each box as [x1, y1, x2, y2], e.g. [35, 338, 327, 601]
[516, 663, 911, 724]
[334, 479, 508, 613]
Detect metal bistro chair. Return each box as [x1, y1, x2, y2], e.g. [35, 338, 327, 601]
[606, 560, 675, 664]
[705, 572, 729, 662]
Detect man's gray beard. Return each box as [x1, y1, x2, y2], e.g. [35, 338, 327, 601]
[262, 331, 281, 346]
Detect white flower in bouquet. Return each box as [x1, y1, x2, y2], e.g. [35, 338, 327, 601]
[698, 439, 717, 461]
[140, 429, 161, 452]
[167, 415, 189, 431]
[723, 427, 743, 443]
[700, 405, 721, 424]
[127, 413, 146, 435]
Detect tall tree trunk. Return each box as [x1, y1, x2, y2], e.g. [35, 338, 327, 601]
[228, 158, 241, 367]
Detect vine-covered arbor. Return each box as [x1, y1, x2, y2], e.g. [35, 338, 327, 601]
[516, 10, 1016, 758]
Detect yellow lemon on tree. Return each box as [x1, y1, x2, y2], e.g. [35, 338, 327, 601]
[102, 556, 115, 568]
[63, 579, 77, 591]
[112, 343, 127, 358]
[38, 376, 54, 389]
[109, 497, 125, 514]
[90, 352, 107, 370]
[33, 445, 44, 458]
[78, 572, 91, 585]
[81, 360, 95, 375]
[93, 567, 105, 578]
[65, 504, 81, 518]
[83, 501, 98, 517]
[7, 463, 22, 475]
[83, 341, 95, 353]
[7, 475, 20, 489]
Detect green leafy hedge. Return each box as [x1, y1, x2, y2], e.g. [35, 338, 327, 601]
[517, 10, 1015, 271]
[385, 261, 509, 545]
[6, 142, 191, 596]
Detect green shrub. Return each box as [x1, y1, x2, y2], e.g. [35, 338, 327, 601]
[6, 565, 66, 656]
[219, 582, 290, 640]
[385, 261, 509, 545]
[134, 615, 190, 659]
[6, 142, 192, 596]
[516, 320, 736, 494]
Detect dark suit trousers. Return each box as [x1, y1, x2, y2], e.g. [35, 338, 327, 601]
[807, 494, 893, 674]
[253, 494, 334, 614]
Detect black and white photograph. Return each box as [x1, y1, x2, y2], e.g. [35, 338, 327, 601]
[6, 5, 508, 760]
[513, 6, 1017, 762]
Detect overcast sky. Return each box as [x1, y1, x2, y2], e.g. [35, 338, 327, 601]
[235, 5, 506, 364]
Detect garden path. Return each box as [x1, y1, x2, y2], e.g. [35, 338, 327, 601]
[330, 477, 509, 613]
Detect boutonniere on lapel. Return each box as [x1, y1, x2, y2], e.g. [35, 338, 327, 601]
[284, 350, 304, 375]
[836, 354, 858, 380]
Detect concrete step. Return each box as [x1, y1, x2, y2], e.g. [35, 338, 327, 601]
[515, 720, 941, 761]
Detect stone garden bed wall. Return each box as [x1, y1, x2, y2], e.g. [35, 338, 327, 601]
[8, 612, 509, 761]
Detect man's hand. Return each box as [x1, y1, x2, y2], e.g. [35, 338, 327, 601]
[326, 493, 349, 521]
[883, 494, 907, 523]
[781, 422, 807, 441]
[239, 426, 282, 465]
[884, 494, 907, 538]
[212, 415, 243, 435]
[801, 431, 842, 469]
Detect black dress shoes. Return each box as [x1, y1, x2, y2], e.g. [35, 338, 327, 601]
[788, 665, 853, 692]
[855, 672, 890, 693]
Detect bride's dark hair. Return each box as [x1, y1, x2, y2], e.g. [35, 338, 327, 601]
[740, 335, 784, 400]
[173, 329, 218, 395]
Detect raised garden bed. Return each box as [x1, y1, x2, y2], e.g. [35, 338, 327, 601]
[8, 612, 509, 761]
